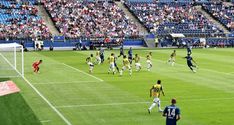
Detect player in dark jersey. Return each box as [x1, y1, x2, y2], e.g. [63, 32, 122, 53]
[99, 48, 104, 63]
[118, 46, 124, 58]
[128, 47, 133, 65]
[32, 60, 42, 73]
[114, 55, 120, 73]
[163, 99, 181, 125]
[187, 46, 192, 55]
[184, 54, 198, 73]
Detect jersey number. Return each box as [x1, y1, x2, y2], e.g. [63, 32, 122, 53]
[167, 108, 176, 117]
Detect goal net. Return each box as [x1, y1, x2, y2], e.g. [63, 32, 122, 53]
[0, 43, 24, 78]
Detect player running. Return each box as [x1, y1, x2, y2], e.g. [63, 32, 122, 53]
[118, 46, 124, 58]
[133, 54, 141, 71]
[120, 55, 132, 76]
[163, 98, 181, 125]
[128, 47, 133, 65]
[114, 55, 120, 73]
[86, 54, 94, 73]
[108, 53, 116, 74]
[99, 48, 104, 63]
[146, 52, 153, 71]
[95, 50, 101, 65]
[148, 80, 165, 113]
[168, 50, 176, 66]
[32, 60, 42, 73]
[184, 54, 198, 73]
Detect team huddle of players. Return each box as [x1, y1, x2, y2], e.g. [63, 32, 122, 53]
[85, 47, 153, 75]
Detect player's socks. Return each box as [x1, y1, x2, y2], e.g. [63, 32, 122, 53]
[129, 69, 132, 76]
[172, 62, 175, 66]
[148, 109, 151, 114]
[149, 103, 156, 111]
[120, 70, 123, 76]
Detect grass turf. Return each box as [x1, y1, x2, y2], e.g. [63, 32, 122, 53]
[1, 48, 234, 125]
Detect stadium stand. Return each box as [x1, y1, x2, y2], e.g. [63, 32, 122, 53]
[202, 3, 234, 32]
[125, 1, 224, 37]
[42, 0, 139, 38]
[0, 0, 51, 40]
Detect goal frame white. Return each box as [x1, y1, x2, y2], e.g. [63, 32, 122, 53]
[0, 43, 24, 77]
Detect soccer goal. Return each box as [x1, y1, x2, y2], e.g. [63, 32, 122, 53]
[0, 43, 24, 78]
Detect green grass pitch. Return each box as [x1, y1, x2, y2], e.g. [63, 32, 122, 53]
[1, 48, 234, 125]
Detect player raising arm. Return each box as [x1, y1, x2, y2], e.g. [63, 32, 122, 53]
[148, 80, 165, 113]
[32, 60, 42, 73]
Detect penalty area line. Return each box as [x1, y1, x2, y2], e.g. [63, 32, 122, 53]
[62, 63, 104, 82]
[22, 76, 72, 125]
[40, 120, 51, 123]
[33, 81, 100, 85]
[55, 97, 234, 109]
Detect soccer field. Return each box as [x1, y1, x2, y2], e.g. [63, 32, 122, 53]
[2, 48, 234, 125]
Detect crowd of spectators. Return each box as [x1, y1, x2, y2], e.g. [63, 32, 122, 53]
[42, 0, 139, 38]
[202, 3, 234, 32]
[125, 2, 223, 36]
[0, 0, 51, 40]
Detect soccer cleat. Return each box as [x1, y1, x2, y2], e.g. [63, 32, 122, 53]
[159, 109, 163, 112]
[148, 109, 151, 114]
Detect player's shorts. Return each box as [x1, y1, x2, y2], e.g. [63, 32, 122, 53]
[170, 57, 175, 62]
[122, 65, 131, 70]
[153, 97, 160, 103]
[96, 56, 101, 61]
[33, 66, 39, 69]
[135, 63, 141, 67]
[146, 60, 152, 64]
[187, 62, 193, 67]
[109, 62, 115, 69]
[88, 62, 94, 67]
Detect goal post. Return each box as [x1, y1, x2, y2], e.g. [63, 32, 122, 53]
[0, 43, 24, 78]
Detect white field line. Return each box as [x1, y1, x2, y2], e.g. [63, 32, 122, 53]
[62, 63, 104, 82]
[55, 97, 234, 109]
[33, 81, 99, 85]
[0, 54, 72, 125]
[40, 120, 51, 123]
[0, 75, 21, 78]
[22, 76, 72, 125]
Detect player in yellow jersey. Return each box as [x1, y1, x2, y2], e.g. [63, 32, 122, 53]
[86, 54, 94, 73]
[148, 80, 165, 113]
[120, 55, 132, 76]
[146, 52, 153, 71]
[95, 50, 101, 65]
[133, 54, 141, 71]
[108, 53, 116, 74]
[168, 50, 176, 66]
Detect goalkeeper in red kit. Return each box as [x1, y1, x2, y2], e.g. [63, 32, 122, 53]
[32, 60, 42, 73]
